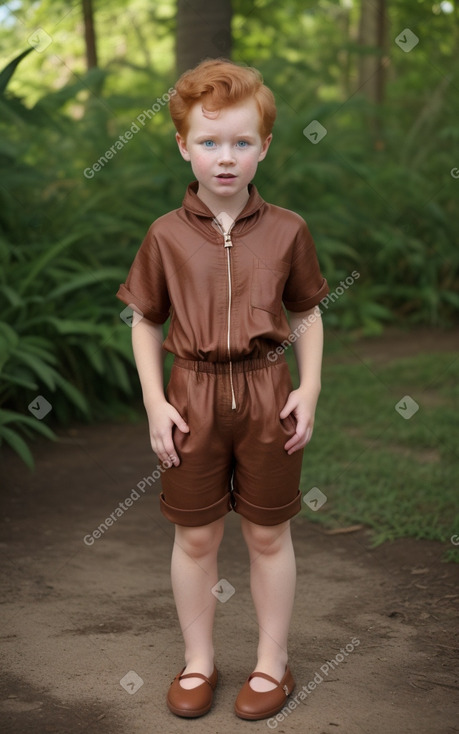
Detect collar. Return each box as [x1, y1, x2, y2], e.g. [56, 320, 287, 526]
[182, 180, 265, 221]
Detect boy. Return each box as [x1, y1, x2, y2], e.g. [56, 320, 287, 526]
[116, 58, 328, 720]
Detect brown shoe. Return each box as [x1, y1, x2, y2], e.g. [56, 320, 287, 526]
[234, 665, 295, 720]
[166, 665, 218, 718]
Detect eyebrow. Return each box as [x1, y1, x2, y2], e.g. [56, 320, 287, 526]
[195, 133, 258, 140]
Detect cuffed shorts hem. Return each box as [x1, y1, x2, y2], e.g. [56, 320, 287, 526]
[159, 491, 232, 527]
[232, 489, 302, 526]
[159, 488, 303, 528]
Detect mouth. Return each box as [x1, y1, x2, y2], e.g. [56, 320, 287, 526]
[216, 173, 236, 179]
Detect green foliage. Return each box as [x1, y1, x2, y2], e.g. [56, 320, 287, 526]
[253, 73, 459, 333]
[235, 0, 459, 333]
[293, 345, 459, 561]
[0, 0, 458, 467]
[0, 48, 33, 93]
[0, 53, 178, 466]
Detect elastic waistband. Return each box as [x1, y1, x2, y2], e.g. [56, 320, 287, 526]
[173, 352, 286, 374]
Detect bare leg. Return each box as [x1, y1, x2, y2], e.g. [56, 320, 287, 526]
[240, 518, 296, 692]
[170, 516, 225, 689]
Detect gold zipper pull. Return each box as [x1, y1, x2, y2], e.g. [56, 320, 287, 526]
[224, 232, 232, 248]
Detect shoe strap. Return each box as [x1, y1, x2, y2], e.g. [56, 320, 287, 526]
[248, 671, 281, 686]
[179, 671, 213, 686]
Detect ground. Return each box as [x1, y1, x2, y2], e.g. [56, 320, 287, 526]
[0, 329, 458, 734]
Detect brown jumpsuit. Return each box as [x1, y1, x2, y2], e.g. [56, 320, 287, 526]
[117, 181, 329, 526]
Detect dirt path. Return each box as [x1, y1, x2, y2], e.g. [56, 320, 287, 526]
[1, 412, 458, 734]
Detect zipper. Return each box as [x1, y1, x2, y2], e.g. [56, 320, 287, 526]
[215, 219, 236, 410]
[225, 233, 236, 410]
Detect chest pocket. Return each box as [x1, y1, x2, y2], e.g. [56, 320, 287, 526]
[250, 258, 291, 316]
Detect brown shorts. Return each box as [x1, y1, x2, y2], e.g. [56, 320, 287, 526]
[159, 353, 303, 527]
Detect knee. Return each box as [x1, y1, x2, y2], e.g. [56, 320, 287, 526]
[175, 518, 224, 559]
[241, 518, 291, 556]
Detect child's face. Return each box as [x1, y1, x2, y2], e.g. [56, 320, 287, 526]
[176, 98, 272, 205]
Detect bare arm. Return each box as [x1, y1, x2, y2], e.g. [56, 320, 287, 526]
[131, 317, 189, 466]
[280, 306, 324, 453]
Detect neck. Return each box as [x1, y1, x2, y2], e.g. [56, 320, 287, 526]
[196, 184, 250, 222]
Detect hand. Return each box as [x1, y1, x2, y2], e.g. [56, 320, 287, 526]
[280, 388, 318, 454]
[145, 400, 189, 467]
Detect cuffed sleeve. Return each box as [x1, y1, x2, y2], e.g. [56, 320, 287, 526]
[282, 219, 329, 312]
[116, 225, 170, 324]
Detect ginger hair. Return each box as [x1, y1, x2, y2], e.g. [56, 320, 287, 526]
[169, 58, 276, 141]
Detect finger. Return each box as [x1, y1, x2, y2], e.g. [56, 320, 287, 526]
[151, 435, 178, 467]
[170, 406, 190, 433]
[284, 431, 294, 449]
[279, 397, 294, 420]
[285, 425, 314, 453]
[294, 417, 307, 439]
[284, 429, 308, 453]
[286, 440, 302, 454]
[283, 417, 304, 449]
[304, 426, 313, 445]
[162, 442, 180, 467]
[284, 430, 300, 452]
[167, 453, 180, 467]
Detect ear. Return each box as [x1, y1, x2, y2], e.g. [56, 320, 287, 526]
[258, 133, 272, 162]
[176, 132, 191, 161]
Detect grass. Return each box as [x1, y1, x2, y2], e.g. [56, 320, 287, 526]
[293, 332, 459, 561]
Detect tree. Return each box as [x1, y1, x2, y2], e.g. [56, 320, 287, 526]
[357, 0, 387, 105]
[82, 0, 98, 70]
[176, 0, 232, 74]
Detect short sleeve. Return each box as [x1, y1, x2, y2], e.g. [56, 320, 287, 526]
[116, 226, 170, 324]
[283, 219, 329, 312]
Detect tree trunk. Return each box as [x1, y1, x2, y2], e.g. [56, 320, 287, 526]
[357, 0, 387, 104]
[176, 0, 232, 75]
[82, 0, 98, 70]
[374, 0, 387, 107]
[338, 3, 352, 99]
[357, 0, 388, 143]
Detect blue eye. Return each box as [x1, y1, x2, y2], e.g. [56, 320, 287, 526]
[203, 140, 215, 148]
[237, 141, 249, 148]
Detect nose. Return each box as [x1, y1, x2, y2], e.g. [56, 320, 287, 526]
[217, 144, 236, 165]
